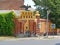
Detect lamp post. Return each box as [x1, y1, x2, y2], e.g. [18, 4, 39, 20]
[46, 9, 50, 38]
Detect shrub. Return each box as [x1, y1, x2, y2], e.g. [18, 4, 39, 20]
[0, 11, 15, 36]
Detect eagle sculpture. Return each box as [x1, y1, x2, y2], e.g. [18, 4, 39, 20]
[20, 4, 31, 11]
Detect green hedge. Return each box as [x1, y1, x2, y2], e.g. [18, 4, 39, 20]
[0, 11, 15, 36]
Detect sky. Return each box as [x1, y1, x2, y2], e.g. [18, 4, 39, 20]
[24, 0, 36, 9]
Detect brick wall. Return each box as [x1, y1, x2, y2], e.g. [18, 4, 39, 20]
[0, 0, 24, 10]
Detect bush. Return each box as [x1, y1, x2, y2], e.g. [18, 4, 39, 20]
[0, 11, 15, 36]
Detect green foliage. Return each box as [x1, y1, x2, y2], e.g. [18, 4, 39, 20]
[33, 0, 60, 28]
[0, 11, 15, 36]
[33, 0, 48, 19]
[36, 7, 47, 19]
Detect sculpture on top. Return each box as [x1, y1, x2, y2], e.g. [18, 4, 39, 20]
[20, 4, 31, 11]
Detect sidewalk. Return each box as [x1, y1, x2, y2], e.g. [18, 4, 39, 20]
[0, 36, 16, 41]
[0, 36, 60, 41]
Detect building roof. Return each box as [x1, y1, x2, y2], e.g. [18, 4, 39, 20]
[0, 0, 24, 10]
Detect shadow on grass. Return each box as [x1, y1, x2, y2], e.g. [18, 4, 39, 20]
[55, 43, 60, 45]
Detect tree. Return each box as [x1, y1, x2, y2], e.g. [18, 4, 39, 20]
[33, 0, 60, 28]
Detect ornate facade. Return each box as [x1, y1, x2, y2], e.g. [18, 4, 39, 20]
[14, 10, 57, 35]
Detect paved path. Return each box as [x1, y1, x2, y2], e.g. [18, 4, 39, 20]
[0, 38, 60, 45]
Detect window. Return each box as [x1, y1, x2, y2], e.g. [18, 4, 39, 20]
[21, 12, 24, 15]
[23, 16, 25, 18]
[21, 16, 22, 18]
[29, 16, 30, 18]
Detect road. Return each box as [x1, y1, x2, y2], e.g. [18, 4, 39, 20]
[0, 39, 60, 45]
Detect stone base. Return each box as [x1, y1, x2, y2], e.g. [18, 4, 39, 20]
[16, 34, 24, 38]
[48, 32, 57, 35]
